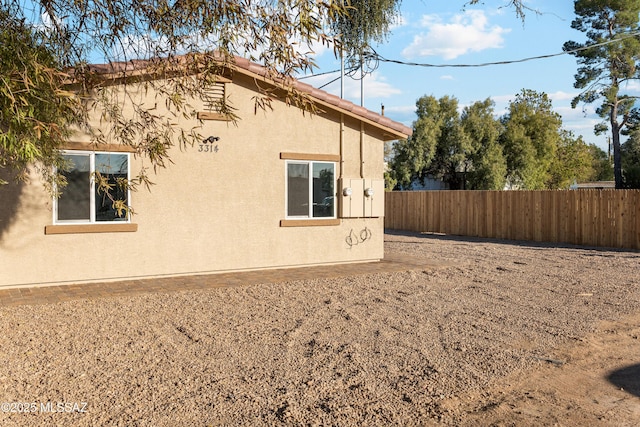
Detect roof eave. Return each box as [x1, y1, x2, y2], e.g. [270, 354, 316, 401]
[230, 61, 411, 140]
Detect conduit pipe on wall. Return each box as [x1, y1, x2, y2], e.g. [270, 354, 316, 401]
[359, 121, 364, 179]
[339, 113, 344, 179]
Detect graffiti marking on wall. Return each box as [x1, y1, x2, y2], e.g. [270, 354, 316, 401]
[346, 227, 372, 249]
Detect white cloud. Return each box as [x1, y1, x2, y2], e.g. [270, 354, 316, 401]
[563, 115, 602, 146]
[40, 11, 60, 31]
[384, 104, 416, 114]
[622, 80, 640, 93]
[548, 90, 578, 102]
[555, 104, 594, 118]
[358, 72, 402, 99]
[556, 104, 602, 142]
[487, 94, 513, 113]
[293, 36, 333, 59]
[402, 10, 510, 60]
[305, 71, 401, 101]
[440, 75, 454, 80]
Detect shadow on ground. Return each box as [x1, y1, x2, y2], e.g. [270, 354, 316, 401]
[0, 169, 24, 241]
[384, 228, 640, 254]
[608, 363, 640, 397]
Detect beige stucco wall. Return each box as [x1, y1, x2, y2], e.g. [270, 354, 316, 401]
[0, 73, 389, 288]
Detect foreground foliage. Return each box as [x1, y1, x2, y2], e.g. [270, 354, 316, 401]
[0, 8, 79, 187]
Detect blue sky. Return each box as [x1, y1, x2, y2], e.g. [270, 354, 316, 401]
[301, 1, 614, 152]
[30, 0, 625, 152]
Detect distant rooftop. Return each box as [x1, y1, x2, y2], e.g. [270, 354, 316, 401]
[571, 181, 615, 189]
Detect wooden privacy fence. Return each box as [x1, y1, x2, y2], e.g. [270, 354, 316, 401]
[385, 190, 640, 250]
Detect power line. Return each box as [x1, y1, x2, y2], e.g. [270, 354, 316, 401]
[298, 64, 363, 81]
[363, 30, 640, 68]
[298, 64, 365, 91]
[318, 75, 343, 89]
[297, 69, 342, 79]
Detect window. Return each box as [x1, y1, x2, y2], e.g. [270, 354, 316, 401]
[286, 161, 335, 218]
[55, 151, 130, 223]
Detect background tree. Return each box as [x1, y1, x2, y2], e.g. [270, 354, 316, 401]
[460, 98, 506, 190]
[383, 140, 397, 190]
[499, 89, 562, 189]
[388, 96, 506, 190]
[386, 95, 442, 189]
[587, 144, 614, 182]
[427, 96, 470, 189]
[620, 128, 640, 188]
[387, 89, 612, 191]
[547, 130, 596, 189]
[563, 0, 640, 189]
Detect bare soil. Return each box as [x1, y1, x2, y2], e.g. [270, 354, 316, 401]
[1, 231, 639, 426]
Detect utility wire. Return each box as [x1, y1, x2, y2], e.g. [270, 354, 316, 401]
[299, 63, 364, 89]
[297, 68, 342, 79]
[363, 30, 640, 68]
[318, 75, 343, 89]
[300, 30, 640, 91]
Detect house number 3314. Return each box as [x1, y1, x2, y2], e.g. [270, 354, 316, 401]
[199, 136, 220, 153]
[198, 144, 219, 153]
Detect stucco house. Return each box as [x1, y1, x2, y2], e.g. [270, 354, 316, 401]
[0, 56, 411, 289]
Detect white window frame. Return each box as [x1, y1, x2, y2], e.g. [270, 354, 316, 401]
[285, 160, 336, 220]
[53, 150, 131, 224]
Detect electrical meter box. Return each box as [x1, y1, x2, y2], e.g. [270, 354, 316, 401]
[339, 178, 384, 218]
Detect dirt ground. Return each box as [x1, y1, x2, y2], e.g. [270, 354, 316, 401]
[1, 231, 639, 426]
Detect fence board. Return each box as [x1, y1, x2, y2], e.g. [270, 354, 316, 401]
[385, 190, 640, 250]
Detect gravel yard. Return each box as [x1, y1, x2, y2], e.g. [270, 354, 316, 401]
[1, 231, 639, 426]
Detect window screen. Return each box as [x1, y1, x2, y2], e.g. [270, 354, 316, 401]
[286, 161, 335, 218]
[55, 151, 130, 223]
